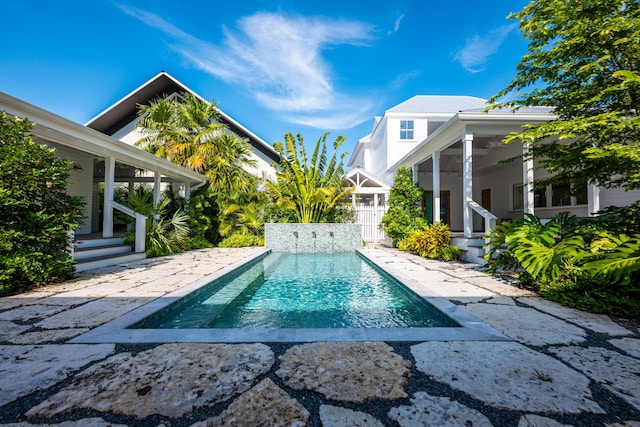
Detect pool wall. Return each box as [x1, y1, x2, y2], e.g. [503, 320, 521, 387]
[265, 223, 362, 252]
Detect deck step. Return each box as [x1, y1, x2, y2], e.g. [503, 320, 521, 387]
[75, 253, 147, 273]
[73, 235, 145, 272]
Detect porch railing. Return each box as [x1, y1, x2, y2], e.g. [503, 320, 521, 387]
[468, 200, 497, 236]
[110, 201, 147, 253]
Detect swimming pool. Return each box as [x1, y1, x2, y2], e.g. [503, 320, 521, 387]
[71, 248, 509, 343]
[133, 252, 458, 329]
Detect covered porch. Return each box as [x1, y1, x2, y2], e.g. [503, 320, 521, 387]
[390, 108, 601, 264]
[0, 92, 207, 270]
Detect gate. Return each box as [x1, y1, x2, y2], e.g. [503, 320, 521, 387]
[355, 203, 388, 243]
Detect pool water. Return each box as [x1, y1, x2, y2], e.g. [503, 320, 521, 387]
[134, 252, 459, 329]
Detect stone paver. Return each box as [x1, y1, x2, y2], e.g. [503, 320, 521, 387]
[193, 378, 309, 427]
[8, 328, 90, 344]
[0, 246, 638, 426]
[388, 392, 494, 426]
[319, 405, 384, 427]
[609, 337, 640, 358]
[0, 344, 115, 406]
[0, 418, 130, 427]
[27, 343, 274, 419]
[277, 341, 411, 403]
[550, 345, 640, 411]
[518, 297, 633, 336]
[518, 414, 575, 427]
[465, 303, 586, 346]
[411, 341, 604, 414]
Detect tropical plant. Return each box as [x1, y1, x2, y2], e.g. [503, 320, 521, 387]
[488, 0, 640, 191]
[122, 187, 190, 257]
[380, 166, 426, 246]
[484, 212, 640, 316]
[218, 233, 263, 248]
[267, 132, 354, 223]
[0, 112, 85, 295]
[136, 92, 257, 193]
[398, 222, 460, 261]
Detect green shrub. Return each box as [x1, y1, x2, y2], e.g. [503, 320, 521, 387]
[0, 113, 85, 295]
[380, 166, 426, 246]
[484, 212, 640, 317]
[218, 233, 263, 248]
[398, 222, 460, 261]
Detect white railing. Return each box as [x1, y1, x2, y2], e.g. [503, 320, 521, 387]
[111, 201, 147, 253]
[468, 200, 497, 236]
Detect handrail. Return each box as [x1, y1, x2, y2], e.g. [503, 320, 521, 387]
[468, 200, 497, 237]
[110, 201, 147, 253]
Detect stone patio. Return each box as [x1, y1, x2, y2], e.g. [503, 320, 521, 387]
[0, 246, 639, 426]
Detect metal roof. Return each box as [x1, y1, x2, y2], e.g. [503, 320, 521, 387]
[387, 95, 488, 114]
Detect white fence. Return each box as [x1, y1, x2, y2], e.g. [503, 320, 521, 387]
[354, 203, 388, 243]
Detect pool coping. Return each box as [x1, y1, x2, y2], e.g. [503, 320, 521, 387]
[70, 248, 510, 343]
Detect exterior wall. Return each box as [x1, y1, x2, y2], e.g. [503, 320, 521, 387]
[265, 223, 362, 252]
[385, 116, 428, 168]
[369, 120, 388, 178]
[600, 187, 640, 209]
[50, 143, 94, 234]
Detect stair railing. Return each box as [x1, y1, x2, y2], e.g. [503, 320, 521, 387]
[110, 201, 147, 253]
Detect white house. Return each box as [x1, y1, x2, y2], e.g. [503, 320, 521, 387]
[86, 71, 280, 182]
[349, 95, 640, 263]
[0, 72, 279, 271]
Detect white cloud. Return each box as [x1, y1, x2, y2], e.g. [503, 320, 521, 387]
[117, 5, 377, 130]
[453, 23, 517, 73]
[393, 13, 405, 33]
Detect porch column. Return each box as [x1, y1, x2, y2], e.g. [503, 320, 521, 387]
[432, 151, 441, 223]
[153, 171, 161, 223]
[184, 183, 191, 201]
[462, 132, 473, 238]
[412, 164, 419, 184]
[523, 141, 535, 215]
[588, 184, 600, 216]
[102, 156, 115, 238]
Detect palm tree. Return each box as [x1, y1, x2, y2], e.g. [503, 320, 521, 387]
[135, 92, 257, 193]
[267, 132, 354, 223]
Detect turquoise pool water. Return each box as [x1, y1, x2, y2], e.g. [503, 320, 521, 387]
[133, 252, 459, 329]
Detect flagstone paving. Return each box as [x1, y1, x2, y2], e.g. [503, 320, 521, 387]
[0, 246, 639, 426]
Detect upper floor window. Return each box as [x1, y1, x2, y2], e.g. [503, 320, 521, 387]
[400, 120, 414, 140]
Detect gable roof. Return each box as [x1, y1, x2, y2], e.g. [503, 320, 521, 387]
[387, 95, 488, 114]
[86, 71, 280, 162]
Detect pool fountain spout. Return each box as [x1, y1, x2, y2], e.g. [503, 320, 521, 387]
[311, 231, 317, 238]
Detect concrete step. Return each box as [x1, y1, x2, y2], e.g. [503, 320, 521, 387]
[75, 253, 147, 273]
[74, 236, 124, 249]
[74, 244, 133, 261]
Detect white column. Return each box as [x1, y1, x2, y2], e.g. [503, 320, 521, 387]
[588, 184, 600, 216]
[523, 142, 535, 215]
[412, 164, 419, 184]
[153, 172, 161, 223]
[184, 183, 191, 201]
[102, 156, 115, 238]
[462, 132, 473, 237]
[432, 151, 441, 223]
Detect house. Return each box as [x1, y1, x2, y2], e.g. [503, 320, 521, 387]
[0, 72, 279, 271]
[86, 71, 280, 181]
[349, 96, 640, 263]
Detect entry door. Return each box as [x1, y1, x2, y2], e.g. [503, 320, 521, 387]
[481, 188, 491, 229]
[423, 191, 450, 224]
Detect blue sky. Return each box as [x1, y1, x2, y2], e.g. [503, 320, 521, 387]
[0, 0, 529, 157]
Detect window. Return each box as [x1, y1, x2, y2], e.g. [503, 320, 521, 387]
[400, 120, 414, 140]
[534, 188, 547, 208]
[513, 184, 524, 210]
[551, 184, 572, 206]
